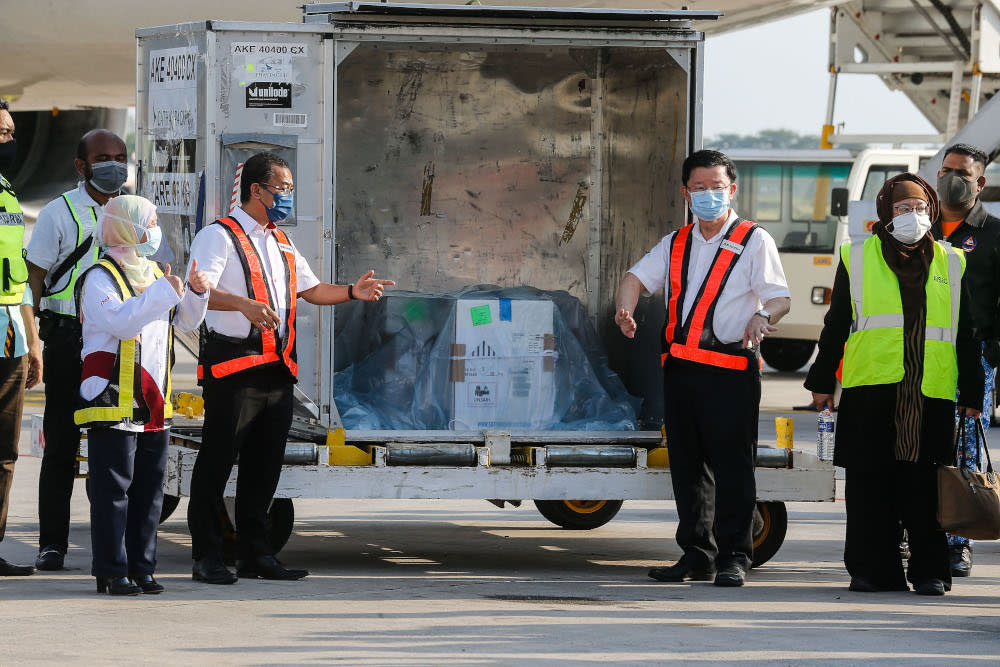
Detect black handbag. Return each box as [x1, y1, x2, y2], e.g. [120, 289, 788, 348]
[937, 419, 1000, 540]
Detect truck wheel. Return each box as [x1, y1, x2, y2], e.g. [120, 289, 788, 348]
[218, 498, 296, 563]
[534, 499, 623, 529]
[760, 338, 815, 373]
[751, 501, 787, 568]
[159, 494, 181, 523]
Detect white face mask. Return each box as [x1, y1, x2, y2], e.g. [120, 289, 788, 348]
[889, 211, 932, 244]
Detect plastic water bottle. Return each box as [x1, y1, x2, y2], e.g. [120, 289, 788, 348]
[817, 409, 835, 461]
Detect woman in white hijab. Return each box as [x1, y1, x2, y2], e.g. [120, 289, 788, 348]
[76, 195, 209, 596]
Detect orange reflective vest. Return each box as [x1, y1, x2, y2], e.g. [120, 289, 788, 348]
[196, 217, 298, 382]
[662, 219, 759, 372]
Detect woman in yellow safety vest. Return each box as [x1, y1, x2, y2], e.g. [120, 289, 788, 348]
[805, 173, 983, 596]
[75, 195, 209, 596]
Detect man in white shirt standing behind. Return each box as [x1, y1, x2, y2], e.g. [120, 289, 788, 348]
[186, 152, 393, 585]
[26, 129, 128, 571]
[614, 149, 791, 587]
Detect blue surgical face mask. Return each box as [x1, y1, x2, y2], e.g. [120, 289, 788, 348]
[135, 225, 162, 257]
[87, 160, 128, 194]
[689, 188, 731, 222]
[264, 189, 294, 223]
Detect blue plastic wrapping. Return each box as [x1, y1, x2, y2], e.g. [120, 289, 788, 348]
[333, 287, 640, 430]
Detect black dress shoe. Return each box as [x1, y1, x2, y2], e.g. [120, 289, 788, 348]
[35, 546, 65, 571]
[914, 579, 947, 596]
[96, 576, 142, 596]
[648, 560, 715, 583]
[192, 558, 238, 585]
[0, 556, 34, 576]
[950, 545, 972, 577]
[713, 562, 747, 587]
[236, 554, 308, 581]
[131, 574, 165, 594]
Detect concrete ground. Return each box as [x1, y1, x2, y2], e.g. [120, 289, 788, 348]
[2, 358, 999, 665]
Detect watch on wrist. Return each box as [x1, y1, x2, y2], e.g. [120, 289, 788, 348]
[755, 308, 772, 323]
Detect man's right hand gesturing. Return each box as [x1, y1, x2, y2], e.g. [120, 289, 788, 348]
[615, 308, 637, 339]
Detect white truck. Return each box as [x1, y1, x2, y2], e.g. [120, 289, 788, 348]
[729, 148, 935, 371]
[122, 3, 835, 566]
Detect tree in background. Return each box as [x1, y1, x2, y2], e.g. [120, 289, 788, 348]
[708, 129, 822, 150]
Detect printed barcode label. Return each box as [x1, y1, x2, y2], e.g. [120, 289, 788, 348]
[273, 113, 307, 127]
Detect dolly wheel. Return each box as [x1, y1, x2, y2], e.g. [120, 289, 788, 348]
[534, 499, 624, 529]
[751, 501, 788, 568]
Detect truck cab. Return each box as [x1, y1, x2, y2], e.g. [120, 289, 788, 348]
[728, 148, 932, 371]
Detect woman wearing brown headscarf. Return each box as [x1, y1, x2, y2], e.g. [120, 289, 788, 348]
[805, 173, 983, 596]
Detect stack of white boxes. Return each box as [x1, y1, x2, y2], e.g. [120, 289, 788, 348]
[451, 298, 556, 430]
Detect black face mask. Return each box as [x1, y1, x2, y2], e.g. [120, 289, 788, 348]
[0, 139, 17, 172]
[937, 171, 977, 208]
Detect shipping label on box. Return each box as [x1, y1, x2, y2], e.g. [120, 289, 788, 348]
[452, 299, 555, 429]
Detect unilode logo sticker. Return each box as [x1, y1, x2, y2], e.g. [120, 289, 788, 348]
[963, 236, 977, 252]
[246, 82, 292, 109]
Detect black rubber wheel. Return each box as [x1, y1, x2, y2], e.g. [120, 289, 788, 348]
[159, 494, 181, 523]
[218, 498, 296, 563]
[760, 338, 816, 373]
[533, 499, 624, 529]
[750, 501, 787, 568]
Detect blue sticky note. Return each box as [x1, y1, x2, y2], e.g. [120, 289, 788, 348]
[499, 298, 512, 322]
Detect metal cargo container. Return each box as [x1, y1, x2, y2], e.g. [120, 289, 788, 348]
[135, 3, 833, 564]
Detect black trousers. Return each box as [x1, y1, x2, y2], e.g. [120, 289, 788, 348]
[87, 427, 169, 578]
[0, 355, 26, 542]
[187, 370, 293, 562]
[845, 462, 950, 588]
[662, 361, 759, 570]
[38, 332, 82, 551]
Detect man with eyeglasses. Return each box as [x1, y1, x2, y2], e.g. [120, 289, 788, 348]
[185, 152, 393, 584]
[930, 143, 1000, 578]
[614, 149, 791, 587]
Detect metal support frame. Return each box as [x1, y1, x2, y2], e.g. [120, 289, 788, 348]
[969, 70, 984, 122]
[909, 0, 968, 60]
[947, 61, 965, 138]
[165, 444, 835, 502]
[586, 49, 605, 321]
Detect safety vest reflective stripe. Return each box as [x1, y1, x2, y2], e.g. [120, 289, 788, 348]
[74, 337, 136, 425]
[73, 259, 169, 426]
[668, 343, 751, 371]
[846, 238, 962, 344]
[840, 235, 964, 399]
[48, 194, 99, 300]
[199, 218, 298, 380]
[664, 219, 757, 371]
[0, 179, 27, 305]
[280, 228, 298, 375]
[664, 224, 692, 346]
[945, 243, 962, 341]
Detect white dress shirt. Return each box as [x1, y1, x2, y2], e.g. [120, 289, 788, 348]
[26, 182, 104, 316]
[79, 271, 208, 432]
[187, 206, 320, 339]
[628, 209, 790, 345]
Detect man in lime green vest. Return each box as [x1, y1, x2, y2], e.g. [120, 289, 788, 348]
[26, 129, 127, 570]
[0, 100, 43, 576]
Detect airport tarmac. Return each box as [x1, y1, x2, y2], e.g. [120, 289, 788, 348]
[2, 359, 999, 664]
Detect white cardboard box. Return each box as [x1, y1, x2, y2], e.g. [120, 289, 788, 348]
[451, 299, 555, 429]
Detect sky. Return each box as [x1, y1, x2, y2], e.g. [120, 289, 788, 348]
[702, 9, 937, 139]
